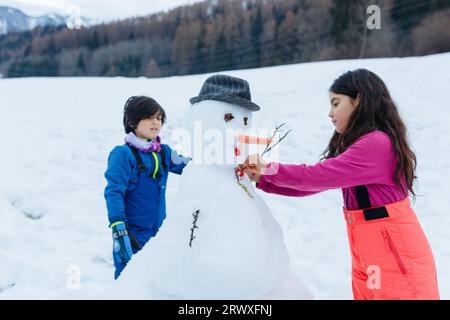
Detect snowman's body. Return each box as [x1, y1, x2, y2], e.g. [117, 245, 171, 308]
[116, 100, 311, 299]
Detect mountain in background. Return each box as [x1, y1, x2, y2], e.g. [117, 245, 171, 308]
[0, 0, 449, 78]
[0, 6, 92, 35]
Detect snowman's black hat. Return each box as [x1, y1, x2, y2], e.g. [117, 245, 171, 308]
[190, 74, 260, 111]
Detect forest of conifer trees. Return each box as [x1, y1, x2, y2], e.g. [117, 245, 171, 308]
[0, 0, 449, 78]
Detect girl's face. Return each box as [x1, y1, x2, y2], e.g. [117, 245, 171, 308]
[328, 92, 360, 134]
[134, 113, 163, 140]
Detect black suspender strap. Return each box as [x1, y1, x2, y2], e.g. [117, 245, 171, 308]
[160, 147, 167, 172]
[355, 185, 371, 209]
[355, 185, 389, 221]
[126, 144, 147, 173]
[126, 143, 167, 174]
[363, 206, 389, 221]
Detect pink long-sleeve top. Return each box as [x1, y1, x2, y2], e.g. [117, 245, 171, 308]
[256, 130, 408, 210]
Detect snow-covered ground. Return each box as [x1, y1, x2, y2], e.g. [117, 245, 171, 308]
[0, 53, 449, 299]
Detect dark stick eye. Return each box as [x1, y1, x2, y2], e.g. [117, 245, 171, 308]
[244, 117, 248, 126]
[224, 113, 234, 122]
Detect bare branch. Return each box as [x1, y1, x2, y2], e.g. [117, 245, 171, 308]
[189, 209, 200, 247]
[261, 123, 286, 156]
[261, 124, 292, 157]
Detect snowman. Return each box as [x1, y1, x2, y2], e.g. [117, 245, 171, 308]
[115, 75, 312, 299]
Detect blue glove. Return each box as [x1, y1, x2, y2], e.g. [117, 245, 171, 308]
[110, 221, 133, 264]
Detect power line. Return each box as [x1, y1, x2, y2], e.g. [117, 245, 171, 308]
[3, 0, 449, 77]
[153, 2, 446, 73]
[5, 7, 442, 77]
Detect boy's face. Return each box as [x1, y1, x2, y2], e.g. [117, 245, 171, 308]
[134, 113, 163, 140]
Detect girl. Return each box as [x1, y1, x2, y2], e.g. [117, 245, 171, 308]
[104, 96, 191, 279]
[242, 69, 440, 300]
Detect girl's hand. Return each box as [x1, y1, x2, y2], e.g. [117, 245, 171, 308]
[241, 154, 267, 183]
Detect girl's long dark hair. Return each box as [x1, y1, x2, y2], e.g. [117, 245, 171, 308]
[322, 69, 417, 198]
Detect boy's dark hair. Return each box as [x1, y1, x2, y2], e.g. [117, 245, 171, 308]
[123, 96, 166, 133]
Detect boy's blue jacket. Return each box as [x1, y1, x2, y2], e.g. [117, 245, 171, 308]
[104, 143, 190, 244]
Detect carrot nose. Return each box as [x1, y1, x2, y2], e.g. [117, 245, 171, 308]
[238, 134, 272, 145]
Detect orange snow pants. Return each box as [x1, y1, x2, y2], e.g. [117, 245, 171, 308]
[343, 197, 440, 300]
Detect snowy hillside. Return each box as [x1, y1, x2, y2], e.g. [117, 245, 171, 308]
[0, 53, 449, 299]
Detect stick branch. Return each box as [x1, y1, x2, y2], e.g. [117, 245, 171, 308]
[189, 209, 200, 247]
[261, 123, 292, 157]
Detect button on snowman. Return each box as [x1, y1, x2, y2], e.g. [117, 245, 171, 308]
[116, 75, 312, 299]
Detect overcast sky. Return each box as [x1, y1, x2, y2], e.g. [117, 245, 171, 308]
[0, 0, 205, 22]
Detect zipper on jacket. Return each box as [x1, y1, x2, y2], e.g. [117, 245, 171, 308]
[382, 230, 407, 275]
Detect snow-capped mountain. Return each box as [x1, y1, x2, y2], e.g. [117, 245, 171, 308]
[0, 6, 91, 35]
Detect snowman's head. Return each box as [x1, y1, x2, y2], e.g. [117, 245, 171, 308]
[183, 100, 264, 165]
[188, 100, 253, 133]
[188, 74, 260, 132]
[181, 74, 266, 165]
